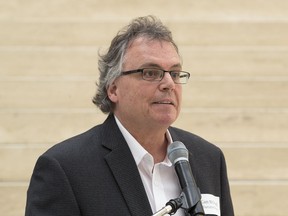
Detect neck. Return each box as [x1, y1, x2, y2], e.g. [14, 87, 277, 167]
[115, 115, 169, 164]
[136, 132, 168, 164]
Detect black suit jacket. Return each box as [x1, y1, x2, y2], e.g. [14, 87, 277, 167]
[25, 114, 234, 216]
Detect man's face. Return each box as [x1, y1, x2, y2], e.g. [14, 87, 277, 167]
[108, 37, 182, 130]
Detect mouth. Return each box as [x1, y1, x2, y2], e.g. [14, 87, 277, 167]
[152, 100, 175, 106]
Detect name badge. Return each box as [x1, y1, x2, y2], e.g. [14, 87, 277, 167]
[201, 194, 220, 216]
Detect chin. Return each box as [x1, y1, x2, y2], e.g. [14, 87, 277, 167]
[149, 109, 179, 126]
[155, 114, 177, 126]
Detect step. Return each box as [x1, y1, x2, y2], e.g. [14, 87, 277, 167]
[0, 21, 288, 46]
[1, 0, 288, 21]
[1, 182, 287, 216]
[1, 146, 287, 181]
[1, 80, 287, 108]
[1, 111, 287, 144]
[1, 47, 288, 77]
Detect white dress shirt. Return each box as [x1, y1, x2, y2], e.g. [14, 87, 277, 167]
[115, 116, 184, 215]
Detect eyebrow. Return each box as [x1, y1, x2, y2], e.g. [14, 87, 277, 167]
[140, 63, 182, 70]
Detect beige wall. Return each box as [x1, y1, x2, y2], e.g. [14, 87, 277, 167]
[1, 0, 288, 215]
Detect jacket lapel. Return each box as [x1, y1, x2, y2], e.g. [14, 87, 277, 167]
[101, 115, 153, 216]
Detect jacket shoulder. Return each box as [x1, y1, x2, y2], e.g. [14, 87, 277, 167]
[169, 126, 222, 156]
[42, 124, 103, 160]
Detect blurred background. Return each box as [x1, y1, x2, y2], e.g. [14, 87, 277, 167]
[0, 0, 288, 215]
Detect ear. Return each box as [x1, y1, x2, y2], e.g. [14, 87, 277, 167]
[107, 81, 118, 103]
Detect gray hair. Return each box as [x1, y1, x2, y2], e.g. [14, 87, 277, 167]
[92, 15, 179, 113]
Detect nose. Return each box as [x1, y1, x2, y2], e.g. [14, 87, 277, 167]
[159, 72, 176, 91]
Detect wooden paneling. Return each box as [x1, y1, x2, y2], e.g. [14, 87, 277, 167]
[1, 47, 287, 76]
[0, 112, 106, 144]
[1, 80, 287, 108]
[0, 47, 99, 76]
[1, 183, 287, 216]
[183, 80, 288, 108]
[223, 147, 288, 180]
[1, 146, 287, 181]
[1, 0, 288, 215]
[1, 22, 288, 46]
[0, 184, 27, 216]
[0, 0, 287, 20]
[181, 47, 288, 76]
[175, 111, 288, 143]
[0, 147, 43, 181]
[230, 182, 288, 216]
[0, 112, 287, 144]
[0, 81, 96, 109]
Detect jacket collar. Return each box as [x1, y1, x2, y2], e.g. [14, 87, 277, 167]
[100, 114, 153, 216]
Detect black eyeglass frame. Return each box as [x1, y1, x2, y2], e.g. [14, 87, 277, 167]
[121, 68, 190, 84]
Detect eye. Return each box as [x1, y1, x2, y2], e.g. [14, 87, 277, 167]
[170, 72, 180, 79]
[143, 69, 162, 80]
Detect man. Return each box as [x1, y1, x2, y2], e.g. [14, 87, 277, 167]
[25, 16, 234, 216]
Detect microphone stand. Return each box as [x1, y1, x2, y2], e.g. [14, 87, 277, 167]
[153, 141, 206, 215]
[180, 187, 205, 216]
[152, 197, 182, 216]
[152, 191, 205, 216]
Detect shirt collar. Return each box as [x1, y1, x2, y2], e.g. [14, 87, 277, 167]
[114, 115, 173, 166]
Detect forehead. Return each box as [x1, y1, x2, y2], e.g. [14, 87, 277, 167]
[123, 37, 181, 70]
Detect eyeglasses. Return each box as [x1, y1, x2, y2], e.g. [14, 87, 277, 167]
[121, 68, 190, 84]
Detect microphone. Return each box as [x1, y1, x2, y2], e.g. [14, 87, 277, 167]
[168, 141, 205, 216]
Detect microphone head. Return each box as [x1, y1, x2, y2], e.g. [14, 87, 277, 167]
[167, 141, 189, 165]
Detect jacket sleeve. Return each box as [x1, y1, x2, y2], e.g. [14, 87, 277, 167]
[219, 151, 234, 216]
[25, 155, 81, 216]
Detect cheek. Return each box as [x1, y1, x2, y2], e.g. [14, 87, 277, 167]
[129, 88, 146, 104]
[130, 88, 152, 112]
[177, 87, 182, 102]
[120, 84, 144, 105]
[178, 92, 182, 106]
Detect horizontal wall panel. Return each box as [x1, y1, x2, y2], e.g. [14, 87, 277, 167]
[0, 22, 121, 46]
[1, 111, 287, 144]
[1, 80, 287, 108]
[0, 47, 99, 76]
[0, 21, 288, 46]
[174, 111, 288, 143]
[0, 184, 27, 216]
[230, 182, 288, 216]
[0, 147, 44, 181]
[0, 147, 42, 181]
[1, 146, 287, 181]
[181, 47, 288, 77]
[0, 81, 96, 109]
[1, 0, 288, 216]
[1, 182, 287, 216]
[183, 80, 288, 108]
[1, 47, 288, 76]
[223, 147, 288, 180]
[172, 22, 288, 46]
[0, 112, 107, 144]
[1, 0, 288, 20]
